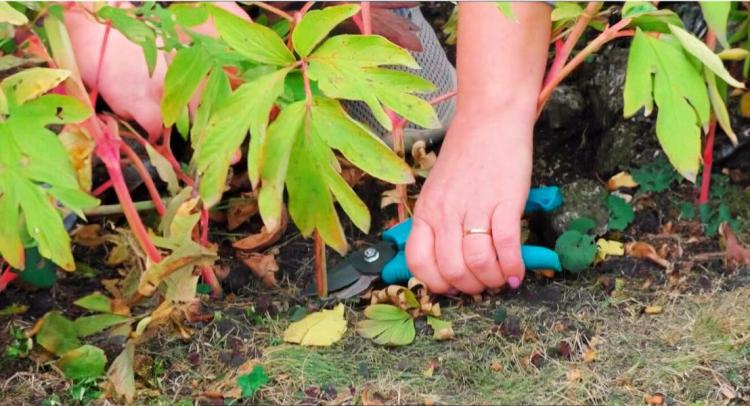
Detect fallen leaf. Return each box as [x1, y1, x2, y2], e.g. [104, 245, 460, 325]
[106, 344, 135, 404]
[422, 359, 438, 377]
[239, 253, 279, 288]
[644, 393, 665, 405]
[595, 239, 625, 263]
[233, 206, 288, 251]
[360, 388, 386, 406]
[644, 305, 663, 315]
[283, 303, 347, 346]
[582, 346, 597, 363]
[227, 196, 258, 231]
[606, 171, 638, 191]
[626, 242, 670, 268]
[338, 157, 366, 187]
[566, 367, 582, 382]
[356, 304, 415, 346]
[720, 223, 750, 266]
[426, 316, 454, 340]
[411, 140, 437, 178]
[58, 344, 107, 380]
[490, 361, 503, 373]
[33, 311, 81, 356]
[73, 314, 129, 337]
[70, 224, 107, 247]
[380, 188, 402, 209]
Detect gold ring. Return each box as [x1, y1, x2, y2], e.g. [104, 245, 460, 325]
[465, 228, 491, 235]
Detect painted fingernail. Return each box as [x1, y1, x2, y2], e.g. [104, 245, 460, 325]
[507, 276, 521, 290]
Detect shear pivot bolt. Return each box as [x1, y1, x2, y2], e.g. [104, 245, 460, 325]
[363, 248, 380, 263]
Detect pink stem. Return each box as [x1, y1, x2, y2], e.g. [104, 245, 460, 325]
[90, 20, 112, 106]
[360, 2, 372, 35]
[92, 179, 113, 196]
[542, 2, 602, 87]
[699, 31, 718, 205]
[0, 266, 17, 293]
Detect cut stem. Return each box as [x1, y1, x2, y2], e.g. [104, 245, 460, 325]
[313, 230, 327, 297]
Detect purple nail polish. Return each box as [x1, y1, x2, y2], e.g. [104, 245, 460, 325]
[507, 276, 521, 289]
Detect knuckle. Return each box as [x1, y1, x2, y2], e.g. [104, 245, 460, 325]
[440, 266, 465, 282]
[463, 250, 495, 271]
[493, 233, 519, 250]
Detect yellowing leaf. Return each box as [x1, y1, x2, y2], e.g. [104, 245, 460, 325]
[426, 316, 454, 341]
[283, 303, 347, 346]
[718, 48, 750, 61]
[0, 3, 28, 25]
[668, 24, 744, 89]
[595, 239, 625, 263]
[107, 344, 135, 403]
[1, 68, 70, 104]
[59, 124, 95, 192]
[606, 171, 638, 191]
[145, 143, 180, 196]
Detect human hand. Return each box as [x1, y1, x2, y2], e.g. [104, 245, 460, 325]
[405, 109, 534, 294]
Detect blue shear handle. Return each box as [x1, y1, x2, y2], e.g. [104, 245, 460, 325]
[380, 186, 564, 284]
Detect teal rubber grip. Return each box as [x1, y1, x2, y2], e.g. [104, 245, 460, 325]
[380, 186, 564, 284]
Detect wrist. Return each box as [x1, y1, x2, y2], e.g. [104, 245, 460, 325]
[454, 90, 539, 125]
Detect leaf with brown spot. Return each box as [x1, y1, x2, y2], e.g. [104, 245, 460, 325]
[239, 252, 279, 287]
[626, 241, 670, 268]
[227, 196, 258, 231]
[233, 206, 288, 251]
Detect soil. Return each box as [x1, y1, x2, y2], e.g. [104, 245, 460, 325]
[2, 2, 750, 405]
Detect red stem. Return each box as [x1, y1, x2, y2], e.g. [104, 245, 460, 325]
[120, 143, 167, 216]
[300, 1, 315, 15]
[0, 265, 17, 293]
[542, 2, 602, 88]
[699, 31, 718, 205]
[360, 2, 372, 35]
[92, 179, 113, 196]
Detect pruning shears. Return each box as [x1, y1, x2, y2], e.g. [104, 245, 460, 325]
[306, 186, 564, 298]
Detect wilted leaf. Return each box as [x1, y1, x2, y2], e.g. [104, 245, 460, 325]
[356, 304, 415, 346]
[58, 344, 107, 380]
[426, 316, 454, 341]
[138, 242, 217, 297]
[554, 230, 597, 272]
[595, 239, 625, 263]
[411, 140, 436, 178]
[74, 314, 129, 337]
[107, 344, 135, 403]
[34, 311, 80, 355]
[71, 224, 107, 248]
[606, 171, 638, 191]
[237, 365, 269, 399]
[626, 241, 670, 268]
[233, 207, 288, 251]
[283, 303, 347, 346]
[239, 253, 278, 288]
[59, 124, 95, 191]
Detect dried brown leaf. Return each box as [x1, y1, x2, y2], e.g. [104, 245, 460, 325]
[411, 140, 436, 178]
[720, 223, 750, 266]
[644, 393, 665, 405]
[71, 224, 107, 247]
[626, 242, 670, 268]
[606, 171, 638, 191]
[239, 253, 279, 288]
[233, 206, 288, 251]
[226, 196, 258, 231]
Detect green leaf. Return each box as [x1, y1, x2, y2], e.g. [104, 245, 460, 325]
[17, 246, 57, 288]
[668, 24, 744, 88]
[551, 2, 582, 22]
[74, 314, 129, 337]
[356, 304, 415, 346]
[256, 100, 305, 230]
[1, 68, 70, 104]
[107, 344, 135, 404]
[14, 179, 75, 271]
[171, 3, 209, 27]
[58, 345, 107, 380]
[293, 4, 360, 57]
[622, 1, 657, 18]
[705, 70, 737, 145]
[191, 67, 231, 149]
[196, 68, 289, 207]
[11, 94, 91, 125]
[554, 230, 597, 272]
[0, 186, 23, 269]
[48, 187, 99, 218]
[310, 97, 414, 185]
[308, 35, 438, 130]
[568, 217, 596, 234]
[623, 29, 710, 181]
[74, 293, 112, 313]
[632, 157, 679, 193]
[606, 195, 634, 231]
[97, 6, 158, 75]
[237, 365, 270, 399]
[626, 8, 684, 33]
[35, 311, 81, 356]
[496, 2, 516, 21]
[210, 5, 294, 66]
[0, 2, 28, 25]
[426, 316, 454, 341]
[161, 45, 212, 127]
[700, 2, 731, 49]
